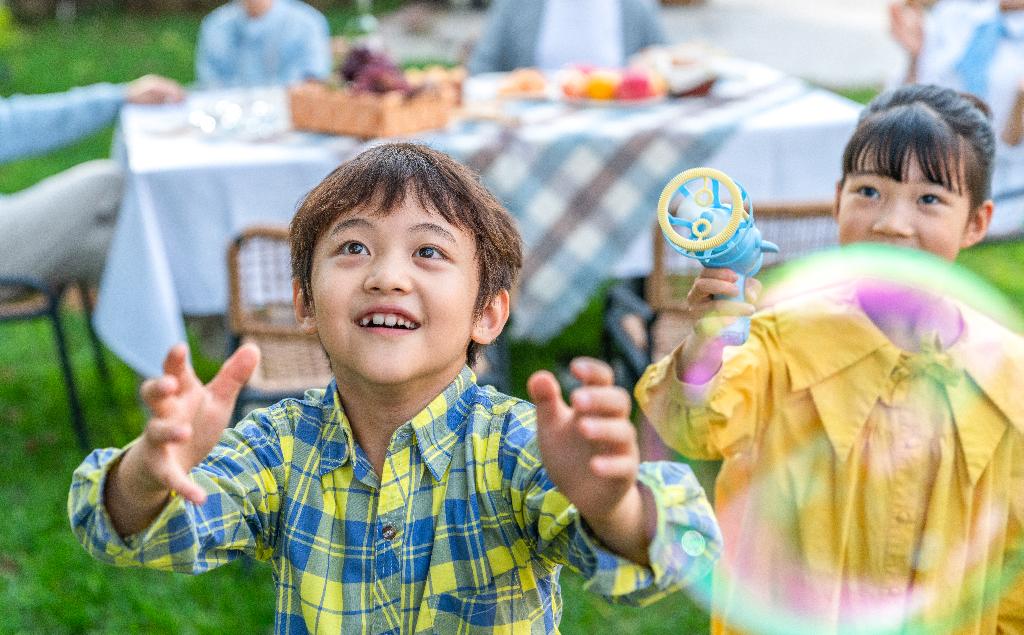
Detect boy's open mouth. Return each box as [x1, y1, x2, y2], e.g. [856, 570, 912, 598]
[358, 312, 421, 330]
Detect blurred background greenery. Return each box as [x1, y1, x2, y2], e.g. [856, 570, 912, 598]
[1, 3, 1022, 632]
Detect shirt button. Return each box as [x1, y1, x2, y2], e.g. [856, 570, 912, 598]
[681, 530, 706, 557]
[381, 524, 398, 541]
[896, 511, 912, 523]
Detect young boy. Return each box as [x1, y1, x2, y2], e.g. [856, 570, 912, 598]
[70, 143, 720, 633]
[636, 85, 1024, 633]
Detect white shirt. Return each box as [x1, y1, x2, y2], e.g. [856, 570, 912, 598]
[917, 0, 1024, 236]
[536, 0, 625, 70]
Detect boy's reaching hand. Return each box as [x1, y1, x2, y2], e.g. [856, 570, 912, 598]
[105, 343, 259, 536]
[528, 358, 653, 566]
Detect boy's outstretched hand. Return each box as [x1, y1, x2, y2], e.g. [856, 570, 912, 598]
[105, 343, 259, 537]
[528, 358, 653, 566]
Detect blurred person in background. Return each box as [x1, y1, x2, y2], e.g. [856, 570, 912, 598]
[468, 0, 666, 75]
[890, 0, 1024, 237]
[195, 0, 331, 88]
[0, 76, 184, 289]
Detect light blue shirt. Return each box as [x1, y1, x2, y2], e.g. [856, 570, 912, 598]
[0, 83, 125, 165]
[195, 0, 331, 88]
[537, 0, 624, 70]
[468, 0, 666, 75]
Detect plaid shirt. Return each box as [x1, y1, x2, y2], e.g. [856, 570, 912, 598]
[70, 367, 720, 634]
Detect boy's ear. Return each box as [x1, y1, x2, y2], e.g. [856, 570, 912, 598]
[292, 279, 318, 335]
[960, 200, 994, 250]
[471, 289, 510, 346]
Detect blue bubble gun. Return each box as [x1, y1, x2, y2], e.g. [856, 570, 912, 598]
[656, 167, 779, 345]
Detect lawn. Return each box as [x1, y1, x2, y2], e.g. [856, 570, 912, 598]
[2, 6, 1023, 634]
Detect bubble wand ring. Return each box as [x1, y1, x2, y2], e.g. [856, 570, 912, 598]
[657, 167, 748, 253]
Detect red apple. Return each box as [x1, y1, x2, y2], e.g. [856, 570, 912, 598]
[615, 69, 656, 101]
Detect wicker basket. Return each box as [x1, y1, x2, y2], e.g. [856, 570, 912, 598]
[289, 82, 456, 138]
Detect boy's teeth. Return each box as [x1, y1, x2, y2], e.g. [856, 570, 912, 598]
[361, 313, 418, 329]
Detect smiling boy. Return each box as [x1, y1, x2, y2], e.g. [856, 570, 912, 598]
[70, 144, 720, 633]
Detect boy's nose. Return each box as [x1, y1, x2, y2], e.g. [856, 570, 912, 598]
[364, 255, 412, 293]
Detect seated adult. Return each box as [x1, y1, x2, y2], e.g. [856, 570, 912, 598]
[0, 76, 184, 289]
[195, 0, 331, 88]
[890, 0, 1024, 236]
[468, 0, 667, 75]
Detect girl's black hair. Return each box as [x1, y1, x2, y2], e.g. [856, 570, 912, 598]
[841, 84, 996, 211]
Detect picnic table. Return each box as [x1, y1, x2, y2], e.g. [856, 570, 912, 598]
[94, 59, 860, 377]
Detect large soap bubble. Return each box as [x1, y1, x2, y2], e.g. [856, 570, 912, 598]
[676, 243, 1024, 634]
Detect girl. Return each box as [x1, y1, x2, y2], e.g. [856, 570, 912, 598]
[636, 84, 1024, 633]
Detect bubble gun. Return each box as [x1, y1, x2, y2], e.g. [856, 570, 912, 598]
[656, 167, 779, 345]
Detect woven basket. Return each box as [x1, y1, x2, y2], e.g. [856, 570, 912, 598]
[289, 82, 456, 138]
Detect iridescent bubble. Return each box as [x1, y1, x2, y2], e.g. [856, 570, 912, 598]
[676, 244, 1024, 634]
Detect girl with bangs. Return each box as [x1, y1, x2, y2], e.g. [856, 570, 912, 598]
[636, 84, 1024, 634]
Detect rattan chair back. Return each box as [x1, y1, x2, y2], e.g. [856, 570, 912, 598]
[227, 226, 333, 397]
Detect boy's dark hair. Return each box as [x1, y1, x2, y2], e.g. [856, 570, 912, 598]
[841, 84, 996, 214]
[290, 143, 524, 365]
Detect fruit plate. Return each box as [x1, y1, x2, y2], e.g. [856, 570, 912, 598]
[560, 94, 668, 107]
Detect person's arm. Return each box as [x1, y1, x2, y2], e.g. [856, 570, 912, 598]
[629, 0, 668, 50]
[516, 358, 720, 604]
[467, 0, 514, 75]
[105, 344, 259, 534]
[305, 11, 332, 81]
[1003, 80, 1024, 147]
[634, 268, 764, 460]
[1, 77, 184, 164]
[0, 84, 124, 163]
[195, 13, 229, 88]
[68, 344, 291, 571]
[889, 1, 925, 83]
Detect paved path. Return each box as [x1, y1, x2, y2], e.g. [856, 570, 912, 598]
[378, 0, 905, 88]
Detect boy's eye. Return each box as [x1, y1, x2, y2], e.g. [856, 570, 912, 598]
[856, 186, 880, 199]
[416, 245, 445, 259]
[919, 193, 941, 205]
[340, 241, 368, 255]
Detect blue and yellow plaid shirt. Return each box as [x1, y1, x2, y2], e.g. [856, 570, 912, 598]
[70, 368, 720, 633]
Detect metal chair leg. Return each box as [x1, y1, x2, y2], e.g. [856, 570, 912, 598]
[48, 303, 90, 451]
[76, 281, 113, 387]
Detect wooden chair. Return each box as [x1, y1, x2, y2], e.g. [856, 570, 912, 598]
[227, 226, 333, 421]
[0, 277, 112, 451]
[603, 200, 837, 472]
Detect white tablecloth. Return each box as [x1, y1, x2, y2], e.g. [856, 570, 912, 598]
[95, 69, 860, 378]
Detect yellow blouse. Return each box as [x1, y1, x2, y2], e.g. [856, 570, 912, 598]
[636, 286, 1024, 634]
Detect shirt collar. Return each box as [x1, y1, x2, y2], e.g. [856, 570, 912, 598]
[772, 284, 1024, 484]
[317, 367, 479, 481]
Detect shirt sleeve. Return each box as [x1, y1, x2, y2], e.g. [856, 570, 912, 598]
[296, 10, 331, 81]
[0, 83, 125, 164]
[195, 14, 229, 88]
[500, 412, 721, 607]
[467, 0, 515, 75]
[67, 408, 290, 574]
[634, 321, 773, 461]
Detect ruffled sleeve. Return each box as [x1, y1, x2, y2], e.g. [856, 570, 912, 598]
[635, 317, 775, 460]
